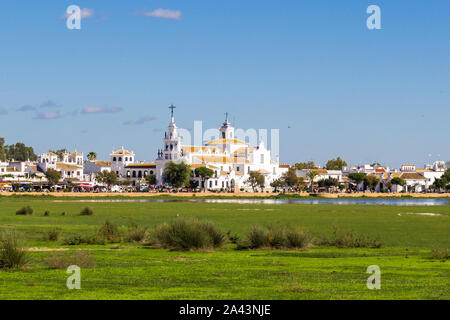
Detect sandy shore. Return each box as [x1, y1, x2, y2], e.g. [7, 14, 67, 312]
[1, 191, 449, 198]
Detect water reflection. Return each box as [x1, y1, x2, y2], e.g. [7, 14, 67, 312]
[52, 198, 450, 206]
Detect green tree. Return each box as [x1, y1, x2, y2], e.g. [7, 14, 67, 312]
[348, 173, 366, 190]
[364, 175, 380, 191]
[325, 157, 348, 170]
[0, 138, 6, 162]
[270, 178, 284, 192]
[432, 171, 450, 192]
[145, 174, 157, 186]
[318, 178, 340, 192]
[6, 142, 37, 161]
[162, 161, 192, 188]
[294, 161, 317, 170]
[45, 168, 61, 188]
[282, 167, 299, 189]
[246, 171, 265, 192]
[48, 149, 67, 161]
[391, 177, 405, 187]
[87, 152, 97, 161]
[195, 167, 214, 191]
[96, 171, 119, 187]
[307, 171, 318, 192]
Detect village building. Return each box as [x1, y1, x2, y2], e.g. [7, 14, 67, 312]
[38, 151, 84, 180]
[155, 107, 288, 191]
[84, 160, 111, 182]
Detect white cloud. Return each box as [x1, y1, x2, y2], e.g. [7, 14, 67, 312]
[34, 111, 61, 120]
[142, 8, 182, 20]
[17, 105, 35, 112]
[82, 106, 122, 114]
[123, 116, 156, 126]
[62, 8, 95, 20]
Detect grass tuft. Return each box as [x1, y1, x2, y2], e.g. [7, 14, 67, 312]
[319, 224, 382, 248]
[431, 248, 449, 260]
[79, 207, 94, 216]
[238, 225, 312, 250]
[151, 219, 226, 251]
[126, 223, 149, 243]
[97, 220, 122, 243]
[45, 229, 61, 242]
[16, 206, 33, 216]
[46, 250, 96, 269]
[0, 232, 31, 269]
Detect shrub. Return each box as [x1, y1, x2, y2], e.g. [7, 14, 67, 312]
[319, 225, 382, 248]
[151, 219, 226, 251]
[62, 233, 106, 246]
[97, 220, 122, 243]
[61, 212, 66, 216]
[0, 232, 31, 269]
[431, 248, 449, 260]
[126, 224, 149, 243]
[46, 250, 96, 269]
[16, 206, 33, 216]
[285, 227, 312, 249]
[44, 211, 50, 217]
[45, 229, 61, 242]
[241, 226, 269, 249]
[226, 231, 240, 244]
[79, 207, 94, 216]
[239, 225, 312, 250]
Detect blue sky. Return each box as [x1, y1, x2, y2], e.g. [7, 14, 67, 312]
[0, 0, 448, 168]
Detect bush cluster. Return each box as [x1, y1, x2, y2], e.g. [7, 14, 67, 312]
[46, 250, 96, 269]
[45, 229, 61, 242]
[16, 206, 34, 216]
[431, 248, 449, 260]
[150, 219, 226, 251]
[0, 232, 31, 269]
[79, 207, 95, 216]
[318, 225, 382, 248]
[238, 225, 312, 250]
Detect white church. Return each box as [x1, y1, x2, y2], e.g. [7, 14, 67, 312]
[155, 106, 288, 191]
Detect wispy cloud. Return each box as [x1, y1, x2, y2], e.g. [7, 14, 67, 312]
[34, 111, 61, 120]
[62, 8, 95, 20]
[40, 100, 61, 108]
[81, 106, 122, 114]
[123, 116, 156, 126]
[137, 8, 182, 20]
[0, 107, 8, 115]
[17, 105, 36, 112]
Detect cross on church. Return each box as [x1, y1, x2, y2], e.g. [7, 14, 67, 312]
[225, 112, 228, 122]
[169, 104, 176, 117]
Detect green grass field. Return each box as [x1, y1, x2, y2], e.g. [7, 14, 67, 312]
[0, 198, 449, 300]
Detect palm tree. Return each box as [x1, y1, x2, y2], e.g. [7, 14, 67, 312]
[307, 170, 318, 192]
[87, 152, 97, 161]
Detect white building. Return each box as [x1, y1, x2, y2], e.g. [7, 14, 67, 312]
[155, 109, 287, 191]
[84, 160, 111, 182]
[109, 147, 156, 185]
[38, 151, 84, 180]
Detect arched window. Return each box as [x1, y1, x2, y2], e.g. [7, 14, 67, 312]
[113, 157, 116, 162]
[119, 157, 122, 161]
[138, 171, 142, 178]
[125, 157, 128, 161]
[150, 170, 154, 175]
[127, 171, 130, 177]
[132, 171, 136, 178]
[130, 157, 133, 162]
